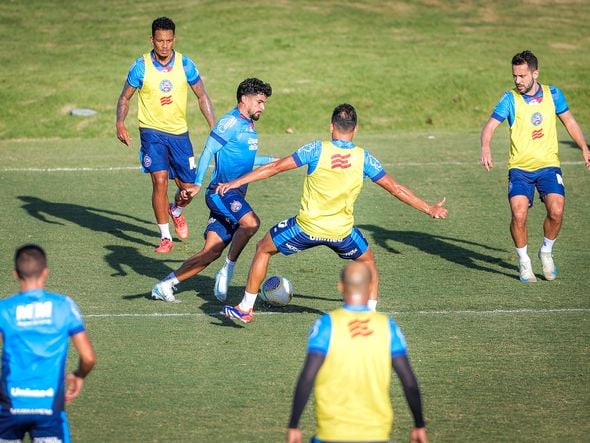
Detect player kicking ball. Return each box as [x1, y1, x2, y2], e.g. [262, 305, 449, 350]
[151, 78, 275, 303]
[217, 104, 448, 323]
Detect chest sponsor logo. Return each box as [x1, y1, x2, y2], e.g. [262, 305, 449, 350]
[16, 301, 53, 327]
[159, 79, 173, 93]
[531, 112, 543, 126]
[347, 318, 373, 338]
[531, 128, 544, 141]
[248, 138, 258, 150]
[160, 95, 173, 106]
[331, 153, 351, 169]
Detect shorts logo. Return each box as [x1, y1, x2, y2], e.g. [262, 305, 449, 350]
[160, 79, 173, 93]
[230, 200, 242, 213]
[331, 153, 351, 169]
[208, 217, 216, 225]
[143, 154, 152, 168]
[285, 243, 300, 253]
[556, 173, 564, 186]
[342, 248, 358, 257]
[531, 112, 543, 126]
[531, 128, 544, 141]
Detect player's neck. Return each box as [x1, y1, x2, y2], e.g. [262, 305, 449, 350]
[152, 50, 174, 66]
[523, 81, 540, 97]
[19, 281, 44, 292]
[237, 104, 252, 121]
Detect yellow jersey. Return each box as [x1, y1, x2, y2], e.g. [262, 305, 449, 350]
[296, 141, 366, 239]
[314, 308, 394, 441]
[138, 51, 189, 135]
[508, 84, 560, 171]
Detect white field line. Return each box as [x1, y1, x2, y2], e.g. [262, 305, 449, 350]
[1, 161, 585, 172]
[85, 307, 590, 319]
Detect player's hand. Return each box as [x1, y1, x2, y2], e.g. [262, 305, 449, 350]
[116, 123, 132, 147]
[582, 147, 590, 171]
[409, 427, 428, 443]
[428, 197, 448, 219]
[480, 146, 493, 171]
[286, 428, 302, 443]
[179, 185, 200, 202]
[216, 181, 236, 196]
[65, 372, 84, 404]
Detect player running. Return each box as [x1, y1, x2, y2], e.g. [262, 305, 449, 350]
[217, 103, 448, 323]
[287, 262, 428, 443]
[116, 16, 215, 253]
[480, 50, 590, 282]
[0, 245, 96, 442]
[151, 78, 275, 303]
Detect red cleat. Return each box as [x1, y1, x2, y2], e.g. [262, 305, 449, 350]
[169, 204, 189, 240]
[155, 238, 174, 254]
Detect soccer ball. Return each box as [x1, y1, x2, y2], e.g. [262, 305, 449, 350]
[260, 276, 293, 307]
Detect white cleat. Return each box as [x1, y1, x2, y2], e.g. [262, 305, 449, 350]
[538, 250, 557, 281]
[214, 267, 234, 303]
[519, 260, 537, 283]
[151, 281, 178, 302]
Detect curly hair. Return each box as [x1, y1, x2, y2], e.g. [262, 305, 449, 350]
[331, 103, 357, 133]
[512, 50, 538, 71]
[152, 17, 175, 37]
[236, 78, 273, 103]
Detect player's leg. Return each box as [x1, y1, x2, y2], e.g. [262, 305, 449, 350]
[29, 412, 69, 443]
[355, 247, 379, 310]
[508, 168, 536, 282]
[0, 412, 28, 442]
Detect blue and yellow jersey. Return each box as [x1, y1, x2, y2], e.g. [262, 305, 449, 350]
[0, 289, 86, 415]
[308, 305, 407, 441]
[292, 140, 386, 239]
[491, 84, 567, 171]
[127, 50, 200, 135]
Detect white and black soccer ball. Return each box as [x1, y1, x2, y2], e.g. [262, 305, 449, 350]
[260, 276, 294, 307]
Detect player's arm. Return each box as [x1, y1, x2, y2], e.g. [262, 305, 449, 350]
[190, 80, 216, 130]
[375, 174, 447, 219]
[558, 110, 590, 170]
[287, 352, 325, 443]
[116, 82, 137, 147]
[480, 117, 502, 171]
[65, 331, 96, 404]
[217, 155, 298, 196]
[392, 355, 428, 443]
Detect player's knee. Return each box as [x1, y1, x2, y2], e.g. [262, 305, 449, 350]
[548, 206, 564, 223]
[511, 209, 527, 225]
[240, 213, 260, 234]
[152, 174, 168, 190]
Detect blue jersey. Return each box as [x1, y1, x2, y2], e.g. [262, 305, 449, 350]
[195, 107, 273, 196]
[292, 139, 386, 182]
[0, 289, 85, 416]
[491, 84, 569, 126]
[307, 304, 408, 358]
[126, 50, 200, 88]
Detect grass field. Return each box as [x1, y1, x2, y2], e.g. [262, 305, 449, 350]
[1, 0, 590, 442]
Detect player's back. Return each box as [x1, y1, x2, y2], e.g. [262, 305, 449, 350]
[0, 289, 85, 414]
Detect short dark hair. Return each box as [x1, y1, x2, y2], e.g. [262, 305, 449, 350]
[512, 50, 538, 71]
[236, 78, 272, 103]
[152, 17, 175, 37]
[331, 103, 357, 132]
[14, 244, 47, 280]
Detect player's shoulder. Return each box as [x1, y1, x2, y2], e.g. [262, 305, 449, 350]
[547, 84, 564, 96]
[181, 53, 197, 66]
[214, 109, 241, 135]
[298, 140, 322, 152]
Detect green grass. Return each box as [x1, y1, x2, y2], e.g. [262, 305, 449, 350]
[0, 130, 589, 442]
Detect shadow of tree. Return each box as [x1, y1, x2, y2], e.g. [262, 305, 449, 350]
[358, 224, 517, 279]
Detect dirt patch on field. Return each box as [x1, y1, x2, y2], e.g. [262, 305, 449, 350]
[550, 42, 578, 50]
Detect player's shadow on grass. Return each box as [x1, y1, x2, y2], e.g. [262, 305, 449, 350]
[18, 196, 154, 247]
[358, 224, 518, 279]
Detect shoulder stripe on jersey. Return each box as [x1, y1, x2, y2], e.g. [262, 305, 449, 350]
[210, 131, 228, 147]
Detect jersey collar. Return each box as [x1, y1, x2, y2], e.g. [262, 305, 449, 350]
[343, 304, 370, 312]
[150, 50, 176, 69]
[331, 139, 356, 149]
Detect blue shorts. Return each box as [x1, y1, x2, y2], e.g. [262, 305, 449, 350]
[508, 167, 565, 207]
[270, 217, 368, 259]
[311, 437, 386, 443]
[203, 190, 254, 244]
[0, 410, 70, 441]
[139, 128, 196, 183]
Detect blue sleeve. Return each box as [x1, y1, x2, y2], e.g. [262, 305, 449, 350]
[550, 85, 569, 115]
[195, 135, 224, 186]
[364, 151, 386, 181]
[491, 91, 514, 124]
[389, 317, 408, 358]
[66, 297, 86, 336]
[292, 141, 322, 174]
[253, 155, 275, 167]
[182, 55, 201, 86]
[126, 57, 145, 89]
[307, 314, 332, 355]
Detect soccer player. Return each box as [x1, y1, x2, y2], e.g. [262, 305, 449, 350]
[151, 78, 275, 303]
[0, 245, 96, 441]
[116, 16, 215, 253]
[286, 262, 428, 443]
[480, 50, 590, 282]
[217, 103, 448, 322]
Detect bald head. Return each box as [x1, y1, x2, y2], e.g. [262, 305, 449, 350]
[338, 262, 372, 305]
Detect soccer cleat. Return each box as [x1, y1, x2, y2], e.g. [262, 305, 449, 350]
[518, 260, 537, 283]
[169, 204, 189, 240]
[213, 267, 234, 303]
[155, 238, 174, 254]
[220, 305, 253, 323]
[538, 250, 557, 281]
[151, 281, 177, 303]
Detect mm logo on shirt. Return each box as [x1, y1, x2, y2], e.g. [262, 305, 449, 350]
[16, 301, 53, 327]
[331, 153, 351, 169]
[531, 112, 543, 126]
[348, 318, 373, 338]
[159, 79, 173, 93]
